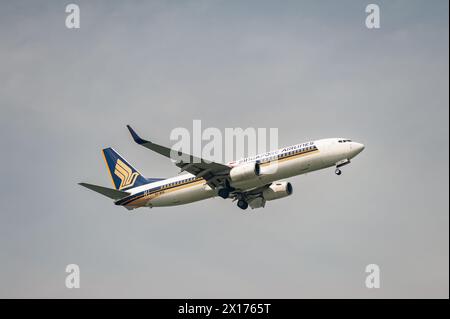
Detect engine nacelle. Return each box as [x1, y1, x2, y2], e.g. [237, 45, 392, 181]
[263, 181, 293, 201]
[229, 162, 261, 182]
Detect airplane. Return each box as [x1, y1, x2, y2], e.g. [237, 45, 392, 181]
[79, 126, 365, 210]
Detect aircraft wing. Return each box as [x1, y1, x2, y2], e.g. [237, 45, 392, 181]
[126, 125, 231, 188]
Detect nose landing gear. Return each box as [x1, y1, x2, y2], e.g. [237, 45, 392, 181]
[334, 158, 350, 176]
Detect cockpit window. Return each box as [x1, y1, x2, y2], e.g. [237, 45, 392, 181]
[338, 139, 352, 143]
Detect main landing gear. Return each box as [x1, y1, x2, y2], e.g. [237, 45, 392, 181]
[335, 168, 342, 175]
[218, 181, 235, 199]
[218, 188, 230, 199]
[219, 180, 248, 210]
[237, 199, 249, 210]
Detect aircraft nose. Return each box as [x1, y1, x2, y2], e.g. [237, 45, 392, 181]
[353, 142, 365, 155]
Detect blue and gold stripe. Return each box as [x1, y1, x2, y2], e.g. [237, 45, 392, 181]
[117, 145, 319, 207]
[115, 177, 204, 206]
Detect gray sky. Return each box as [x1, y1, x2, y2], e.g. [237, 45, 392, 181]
[0, 0, 448, 298]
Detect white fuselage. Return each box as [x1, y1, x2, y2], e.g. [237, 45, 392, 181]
[116, 138, 364, 208]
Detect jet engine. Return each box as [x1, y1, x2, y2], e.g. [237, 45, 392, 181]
[229, 162, 261, 182]
[263, 181, 293, 201]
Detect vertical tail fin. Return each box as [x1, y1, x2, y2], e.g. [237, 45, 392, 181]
[102, 148, 148, 190]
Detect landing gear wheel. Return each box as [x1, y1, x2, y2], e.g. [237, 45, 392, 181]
[218, 188, 230, 199]
[237, 200, 248, 210]
[335, 168, 342, 175]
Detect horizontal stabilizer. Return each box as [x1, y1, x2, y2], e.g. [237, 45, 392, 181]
[79, 182, 130, 200]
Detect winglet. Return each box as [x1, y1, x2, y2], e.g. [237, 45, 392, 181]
[126, 125, 147, 145]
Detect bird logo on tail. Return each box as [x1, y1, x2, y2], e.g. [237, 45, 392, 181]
[114, 159, 139, 189]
